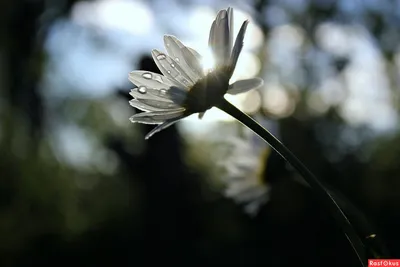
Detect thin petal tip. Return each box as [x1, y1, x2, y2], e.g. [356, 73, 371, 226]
[218, 9, 227, 18]
[164, 34, 175, 39]
[163, 35, 171, 41]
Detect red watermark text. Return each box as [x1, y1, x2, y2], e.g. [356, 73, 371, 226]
[369, 260, 400, 267]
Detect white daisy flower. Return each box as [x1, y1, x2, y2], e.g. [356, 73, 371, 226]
[218, 133, 271, 216]
[128, 7, 263, 139]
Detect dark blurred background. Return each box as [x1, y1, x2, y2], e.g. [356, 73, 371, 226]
[1, 0, 400, 266]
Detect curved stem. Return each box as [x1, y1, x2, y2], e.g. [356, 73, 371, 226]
[216, 98, 367, 267]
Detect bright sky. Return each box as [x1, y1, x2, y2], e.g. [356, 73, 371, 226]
[42, 0, 399, 169]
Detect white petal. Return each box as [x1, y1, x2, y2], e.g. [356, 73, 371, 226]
[181, 47, 204, 77]
[130, 88, 171, 102]
[227, 7, 234, 55]
[145, 116, 184, 140]
[209, 9, 231, 66]
[129, 71, 182, 90]
[129, 99, 181, 112]
[129, 86, 187, 109]
[188, 47, 202, 62]
[227, 77, 263, 95]
[151, 49, 194, 88]
[129, 99, 163, 112]
[228, 20, 249, 76]
[163, 35, 203, 81]
[208, 20, 215, 48]
[129, 109, 185, 125]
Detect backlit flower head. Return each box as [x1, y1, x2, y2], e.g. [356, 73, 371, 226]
[218, 131, 271, 216]
[128, 7, 263, 139]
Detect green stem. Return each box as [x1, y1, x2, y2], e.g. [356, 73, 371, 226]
[216, 98, 367, 267]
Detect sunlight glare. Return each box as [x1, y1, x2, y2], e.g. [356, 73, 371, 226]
[201, 48, 216, 73]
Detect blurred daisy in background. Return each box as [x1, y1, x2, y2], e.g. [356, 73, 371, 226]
[217, 128, 271, 217]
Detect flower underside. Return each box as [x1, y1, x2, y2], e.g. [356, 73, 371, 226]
[128, 7, 263, 139]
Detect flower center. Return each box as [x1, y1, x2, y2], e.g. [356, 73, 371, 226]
[183, 68, 230, 114]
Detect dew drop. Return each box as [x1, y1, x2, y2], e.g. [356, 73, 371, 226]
[170, 63, 175, 68]
[138, 86, 147, 94]
[154, 75, 163, 83]
[142, 72, 152, 79]
[167, 70, 171, 74]
[157, 54, 166, 60]
[160, 89, 167, 94]
[175, 57, 180, 62]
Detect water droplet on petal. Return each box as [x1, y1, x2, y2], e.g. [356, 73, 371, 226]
[138, 86, 147, 94]
[157, 54, 166, 60]
[160, 89, 167, 94]
[175, 58, 180, 62]
[154, 75, 163, 83]
[170, 63, 175, 68]
[142, 72, 152, 79]
[167, 70, 171, 74]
